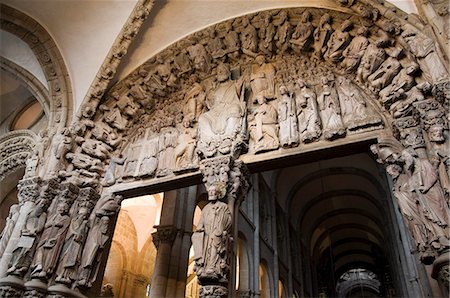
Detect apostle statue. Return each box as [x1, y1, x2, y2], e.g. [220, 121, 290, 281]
[55, 205, 91, 285]
[250, 55, 276, 102]
[192, 183, 232, 283]
[8, 196, 50, 276]
[0, 204, 20, 256]
[77, 216, 111, 288]
[30, 200, 71, 279]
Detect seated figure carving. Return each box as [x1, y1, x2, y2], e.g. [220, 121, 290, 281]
[197, 63, 245, 158]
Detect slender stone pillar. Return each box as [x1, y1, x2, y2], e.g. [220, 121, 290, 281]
[191, 156, 249, 298]
[149, 225, 178, 297]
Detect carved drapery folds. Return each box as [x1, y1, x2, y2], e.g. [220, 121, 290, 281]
[3, 3, 448, 295]
[192, 156, 249, 298]
[371, 110, 450, 264]
[59, 6, 450, 193]
[0, 180, 119, 297]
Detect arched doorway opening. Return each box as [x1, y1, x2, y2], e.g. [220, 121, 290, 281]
[102, 193, 163, 297]
[275, 151, 410, 297]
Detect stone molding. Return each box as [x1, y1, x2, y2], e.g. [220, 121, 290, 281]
[0, 4, 73, 128]
[75, 0, 156, 122]
[0, 57, 51, 124]
[0, 130, 37, 182]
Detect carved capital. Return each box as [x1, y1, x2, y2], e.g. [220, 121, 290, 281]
[414, 99, 447, 134]
[0, 276, 25, 298]
[152, 225, 178, 247]
[77, 187, 100, 209]
[199, 285, 228, 298]
[17, 177, 42, 204]
[200, 156, 250, 209]
[0, 286, 23, 298]
[394, 116, 426, 149]
[433, 80, 450, 107]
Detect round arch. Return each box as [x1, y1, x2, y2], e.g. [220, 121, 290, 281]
[65, 2, 448, 193]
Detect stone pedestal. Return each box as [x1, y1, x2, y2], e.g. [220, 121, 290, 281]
[0, 275, 25, 298]
[47, 283, 87, 298]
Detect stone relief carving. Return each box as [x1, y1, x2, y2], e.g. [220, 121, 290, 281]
[368, 55, 402, 92]
[379, 63, 419, 109]
[0, 204, 20, 256]
[312, 13, 332, 61]
[336, 76, 382, 132]
[248, 94, 279, 153]
[192, 156, 249, 298]
[55, 188, 99, 287]
[197, 63, 246, 158]
[372, 142, 447, 264]
[7, 184, 55, 277]
[274, 10, 292, 55]
[341, 26, 369, 73]
[401, 24, 448, 84]
[73, 8, 450, 191]
[44, 128, 73, 179]
[2, 5, 448, 295]
[30, 184, 78, 281]
[0, 131, 37, 181]
[291, 11, 314, 54]
[324, 20, 353, 63]
[259, 13, 277, 56]
[356, 42, 386, 84]
[250, 55, 276, 101]
[77, 194, 122, 288]
[174, 119, 199, 173]
[414, 99, 449, 193]
[295, 79, 321, 143]
[192, 183, 232, 282]
[240, 16, 258, 57]
[317, 76, 346, 140]
[278, 85, 299, 148]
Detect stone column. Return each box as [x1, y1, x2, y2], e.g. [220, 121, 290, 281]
[191, 156, 249, 298]
[149, 225, 178, 297]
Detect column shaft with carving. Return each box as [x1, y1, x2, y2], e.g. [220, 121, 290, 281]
[192, 156, 249, 298]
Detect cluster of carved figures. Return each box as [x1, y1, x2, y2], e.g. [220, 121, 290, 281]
[0, 4, 449, 297]
[0, 178, 121, 297]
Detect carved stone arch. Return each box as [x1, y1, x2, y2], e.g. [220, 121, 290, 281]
[22, 3, 447, 296]
[0, 57, 51, 122]
[0, 3, 73, 128]
[66, 3, 448, 193]
[0, 130, 38, 182]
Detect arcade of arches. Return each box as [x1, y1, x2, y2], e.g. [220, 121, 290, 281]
[0, 1, 449, 297]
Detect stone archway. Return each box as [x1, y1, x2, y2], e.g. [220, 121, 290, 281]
[0, 2, 448, 297]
